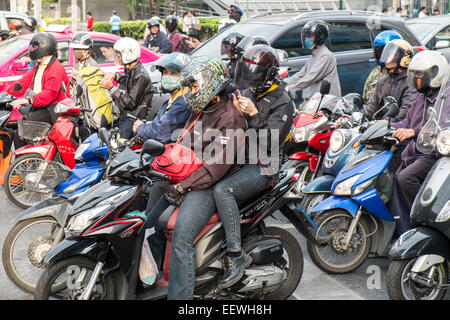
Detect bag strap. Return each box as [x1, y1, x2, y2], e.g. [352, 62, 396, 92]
[176, 113, 202, 144]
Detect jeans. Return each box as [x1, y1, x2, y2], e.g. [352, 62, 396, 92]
[146, 188, 217, 300]
[213, 164, 272, 253]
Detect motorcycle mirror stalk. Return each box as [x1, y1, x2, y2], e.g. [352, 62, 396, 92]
[314, 79, 331, 115]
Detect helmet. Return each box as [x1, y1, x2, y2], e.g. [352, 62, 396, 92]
[407, 50, 448, 93]
[147, 18, 160, 30]
[372, 30, 402, 64]
[165, 15, 179, 33]
[153, 52, 191, 74]
[29, 32, 57, 61]
[234, 44, 279, 95]
[69, 32, 93, 50]
[179, 57, 230, 112]
[8, 19, 22, 31]
[235, 35, 270, 59]
[23, 16, 37, 32]
[228, 4, 244, 22]
[221, 32, 245, 57]
[301, 20, 329, 49]
[379, 39, 413, 71]
[113, 37, 141, 65]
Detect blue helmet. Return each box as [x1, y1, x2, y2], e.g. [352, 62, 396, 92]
[152, 52, 191, 74]
[373, 30, 402, 64]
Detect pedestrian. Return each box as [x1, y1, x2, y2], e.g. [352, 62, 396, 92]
[109, 10, 121, 35]
[433, 8, 440, 15]
[87, 11, 94, 31]
[395, 7, 403, 18]
[418, 6, 428, 18]
[182, 11, 200, 46]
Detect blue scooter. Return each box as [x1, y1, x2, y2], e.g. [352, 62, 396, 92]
[306, 99, 401, 274]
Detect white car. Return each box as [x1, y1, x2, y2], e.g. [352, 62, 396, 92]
[0, 11, 30, 32]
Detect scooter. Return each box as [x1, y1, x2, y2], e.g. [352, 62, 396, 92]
[305, 98, 401, 274]
[33, 136, 319, 300]
[386, 78, 450, 300]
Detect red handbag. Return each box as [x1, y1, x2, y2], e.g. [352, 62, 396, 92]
[151, 114, 203, 183]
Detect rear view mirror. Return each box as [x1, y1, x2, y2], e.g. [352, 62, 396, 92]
[142, 139, 165, 157]
[99, 127, 110, 145]
[13, 82, 23, 93]
[276, 49, 289, 63]
[385, 97, 399, 119]
[435, 40, 450, 49]
[10, 59, 28, 71]
[352, 95, 363, 110]
[320, 80, 331, 96]
[76, 85, 83, 98]
[100, 114, 109, 128]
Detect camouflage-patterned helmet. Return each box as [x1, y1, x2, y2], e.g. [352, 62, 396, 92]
[179, 56, 230, 112]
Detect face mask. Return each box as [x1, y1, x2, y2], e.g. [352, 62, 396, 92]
[304, 37, 315, 50]
[161, 75, 180, 93]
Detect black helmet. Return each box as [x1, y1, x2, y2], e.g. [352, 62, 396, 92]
[234, 44, 279, 95]
[228, 4, 244, 22]
[165, 15, 179, 33]
[29, 33, 57, 61]
[221, 32, 245, 57]
[235, 35, 270, 59]
[147, 18, 160, 30]
[69, 32, 93, 50]
[301, 20, 329, 49]
[23, 16, 37, 32]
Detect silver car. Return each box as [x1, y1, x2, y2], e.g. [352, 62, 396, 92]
[406, 15, 450, 61]
[0, 11, 29, 31]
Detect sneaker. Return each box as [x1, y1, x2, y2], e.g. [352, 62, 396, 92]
[220, 252, 252, 289]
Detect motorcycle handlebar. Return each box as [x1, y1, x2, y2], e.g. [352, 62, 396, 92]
[147, 169, 169, 180]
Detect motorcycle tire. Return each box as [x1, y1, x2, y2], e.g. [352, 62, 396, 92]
[261, 226, 304, 300]
[298, 193, 328, 221]
[4, 153, 52, 209]
[34, 256, 115, 300]
[2, 217, 63, 293]
[386, 258, 448, 300]
[307, 209, 371, 274]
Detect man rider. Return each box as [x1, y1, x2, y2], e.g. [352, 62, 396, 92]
[218, 4, 244, 33]
[100, 37, 153, 139]
[220, 32, 245, 80]
[165, 15, 184, 53]
[20, 16, 37, 35]
[363, 30, 402, 104]
[284, 20, 341, 105]
[389, 50, 449, 235]
[143, 18, 173, 54]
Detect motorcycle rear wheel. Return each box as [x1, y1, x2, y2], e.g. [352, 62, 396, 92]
[34, 256, 115, 300]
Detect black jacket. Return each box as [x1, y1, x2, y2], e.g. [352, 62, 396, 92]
[110, 61, 154, 120]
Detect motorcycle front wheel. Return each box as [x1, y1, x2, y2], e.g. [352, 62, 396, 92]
[34, 256, 115, 300]
[2, 217, 64, 293]
[307, 209, 371, 274]
[386, 258, 448, 300]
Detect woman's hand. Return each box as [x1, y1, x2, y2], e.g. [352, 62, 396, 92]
[232, 90, 258, 116]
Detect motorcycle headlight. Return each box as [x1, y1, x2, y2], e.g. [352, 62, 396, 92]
[293, 125, 313, 143]
[74, 143, 90, 161]
[330, 130, 344, 153]
[435, 200, 450, 223]
[334, 175, 361, 196]
[352, 178, 374, 195]
[67, 205, 109, 232]
[436, 129, 450, 156]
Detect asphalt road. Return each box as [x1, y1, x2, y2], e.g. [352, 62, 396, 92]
[0, 188, 448, 301]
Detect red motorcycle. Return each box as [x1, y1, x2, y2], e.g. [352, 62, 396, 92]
[4, 94, 83, 208]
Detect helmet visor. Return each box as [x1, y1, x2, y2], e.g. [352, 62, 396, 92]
[379, 42, 409, 68]
[373, 45, 385, 63]
[180, 68, 216, 112]
[407, 67, 437, 92]
[234, 60, 269, 91]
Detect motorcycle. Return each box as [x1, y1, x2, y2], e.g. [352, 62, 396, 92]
[33, 135, 319, 300]
[386, 75, 450, 300]
[305, 98, 401, 274]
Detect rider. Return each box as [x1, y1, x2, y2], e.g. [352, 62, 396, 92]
[146, 57, 246, 300]
[363, 39, 417, 122]
[7, 32, 70, 125]
[389, 50, 449, 235]
[218, 4, 244, 33]
[100, 37, 153, 139]
[284, 20, 341, 104]
[362, 30, 402, 104]
[220, 32, 245, 80]
[132, 52, 192, 210]
[143, 18, 173, 54]
[20, 16, 37, 35]
[214, 44, 294, 288]
[165, 15, 184, 53]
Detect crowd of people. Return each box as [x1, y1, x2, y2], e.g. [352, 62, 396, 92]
[0, 2, 449, 300]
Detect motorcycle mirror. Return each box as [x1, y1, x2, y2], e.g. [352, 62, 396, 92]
[276, 49, 289, 63]
[100, 114, 109, 128]
[320, 80, 331, 96]
[385, 99, 399, 119]
[142, 139, 165, 157]
[99, 127, 110, 146]
[13, 83, 23, 93]
[352, 95, 363, 110]
[76, 85, 83, 98]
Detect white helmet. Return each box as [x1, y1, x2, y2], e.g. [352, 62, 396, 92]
[408, 50, 449, 93]
[113, 37, 141, 65]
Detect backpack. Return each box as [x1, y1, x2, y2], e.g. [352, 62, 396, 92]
[78, 66, 115, 129]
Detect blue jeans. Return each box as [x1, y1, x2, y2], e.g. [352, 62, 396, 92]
[213, 164, 272, 253]
[146, 188, 216, 300]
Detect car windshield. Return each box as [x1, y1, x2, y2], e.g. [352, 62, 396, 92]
[191, 23, 281, 58]
[406, 22, 442, 41]
[0, 37, 29, 64]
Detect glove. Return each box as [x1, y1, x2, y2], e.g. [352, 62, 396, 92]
[164, 184, 185, 206]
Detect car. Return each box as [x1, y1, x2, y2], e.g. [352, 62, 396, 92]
[0, 11, 30, 32]
[406, 15, 450, 61]
[191, 10, 424, 97]
[0, 29, 168, 118]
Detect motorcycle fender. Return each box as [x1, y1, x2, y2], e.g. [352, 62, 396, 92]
[411, 254, 445, 273]
[304, 175, 334, 193]
[14, 142, 56, 162]
[389, 227, 450, 260]
[15, 197, 71, 226]
[309, 195, 359, 216]
[43, 238, 109, 266]
[288, 152, 319, 172]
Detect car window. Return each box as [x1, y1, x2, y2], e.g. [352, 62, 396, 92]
[6, 17, 24, 32]
[92, 40, 115, 63]
[272, 25, 310, 58]
[0, 37, 28, 64]
[406, 22, 441, 42]
[431, 25, 450, 49]
[329, 22, 372, 52]
[57, 41, 70, 66]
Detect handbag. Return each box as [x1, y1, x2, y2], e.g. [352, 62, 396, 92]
[151, 114, 203, 183]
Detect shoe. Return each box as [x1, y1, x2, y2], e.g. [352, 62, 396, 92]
[220, 252, 252, 289]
